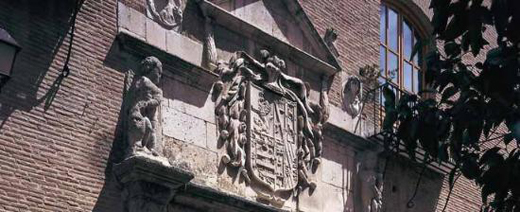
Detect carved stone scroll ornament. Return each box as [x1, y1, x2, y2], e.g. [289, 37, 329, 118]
[343, 76, 362, 118]
[147, 0, 183, 29]
[213, 50, 329, 203]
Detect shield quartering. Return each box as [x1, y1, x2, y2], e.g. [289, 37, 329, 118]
[248, 83, 299, 192]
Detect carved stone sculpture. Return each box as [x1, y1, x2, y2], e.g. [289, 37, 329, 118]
[115, 56, 194, 212]
[124, 56, 163, 158]
[214, 50, 329, 204]
[199, 3, 218, 70]
[147, 0, 183, 29]
[357, 147, 385, 212]
[343, 76, 362, 118]
[359, 64, 380, 84]
[324, 27, 339, 58]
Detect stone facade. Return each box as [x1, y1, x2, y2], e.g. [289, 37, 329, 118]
[0, 0, 489, 212]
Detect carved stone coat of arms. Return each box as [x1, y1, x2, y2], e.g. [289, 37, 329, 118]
[214, 50, 329, 204]
[249, 83, 299, 192]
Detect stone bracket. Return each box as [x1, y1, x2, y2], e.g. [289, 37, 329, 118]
[113, 155, 194, 212]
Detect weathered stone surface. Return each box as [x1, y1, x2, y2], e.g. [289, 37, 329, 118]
[327, 105, 363, 136]
[162, 106, 207, 149]
[321, 139, 356, 188]
[165, 31, 203, 66]
[119, 2, 146, 38]
[163, 79, 214, 123]
[163, 137, 218, 187]
[321, 183, 346, 212]
[297, 182, 323, 212]
[320, 157, 344, 187]
[145, 18, 167, 49]
[205, 123, 217, 150]
[113, 154, 193, 189]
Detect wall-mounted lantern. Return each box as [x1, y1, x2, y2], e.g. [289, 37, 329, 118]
[0, 27, 21, 91]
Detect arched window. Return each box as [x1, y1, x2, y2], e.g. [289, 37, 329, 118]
[379, 3, 422, 93]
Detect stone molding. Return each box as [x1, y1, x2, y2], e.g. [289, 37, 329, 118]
[175, 183, 287, 212]
[113, 155, 194, 212]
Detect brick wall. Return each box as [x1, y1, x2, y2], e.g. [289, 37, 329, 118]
[0, 0, 494, 211]
[0, 0, 122, 211]
[299, 0, 380, 108]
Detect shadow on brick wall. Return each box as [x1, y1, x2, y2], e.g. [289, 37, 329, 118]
[0, 0, 75, 129]
[90, 40, 132, 212]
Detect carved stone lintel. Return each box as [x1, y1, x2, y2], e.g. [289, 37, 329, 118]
[113, 155, 194, 212]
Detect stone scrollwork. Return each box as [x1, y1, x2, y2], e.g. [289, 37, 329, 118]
[214, 50, 329, 203]
[343, 76, 362, 118]
[147, 0, 184, 29]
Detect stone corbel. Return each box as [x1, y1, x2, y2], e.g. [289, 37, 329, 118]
[113, 156, 194, 212]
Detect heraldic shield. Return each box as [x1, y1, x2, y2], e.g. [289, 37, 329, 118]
[247, 83, 299, 193]
[214, 50, 329, 205]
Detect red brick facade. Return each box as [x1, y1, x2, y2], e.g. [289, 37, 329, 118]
[0, 1, 123, 211]
[0, 0, 489, 211]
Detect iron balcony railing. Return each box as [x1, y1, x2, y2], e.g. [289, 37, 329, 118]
[355, 82, 412, 137]
[356, 81, 454, 173]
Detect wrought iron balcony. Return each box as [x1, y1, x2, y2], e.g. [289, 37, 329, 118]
[356, 81, 453, 173]
[355, 82, 410, 137]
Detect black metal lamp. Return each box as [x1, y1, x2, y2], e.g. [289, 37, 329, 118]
[0, 27, 21, 90]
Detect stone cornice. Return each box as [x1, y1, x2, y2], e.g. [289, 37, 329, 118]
[197, 0, 340, 76]
[174, 183, 288, 212]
